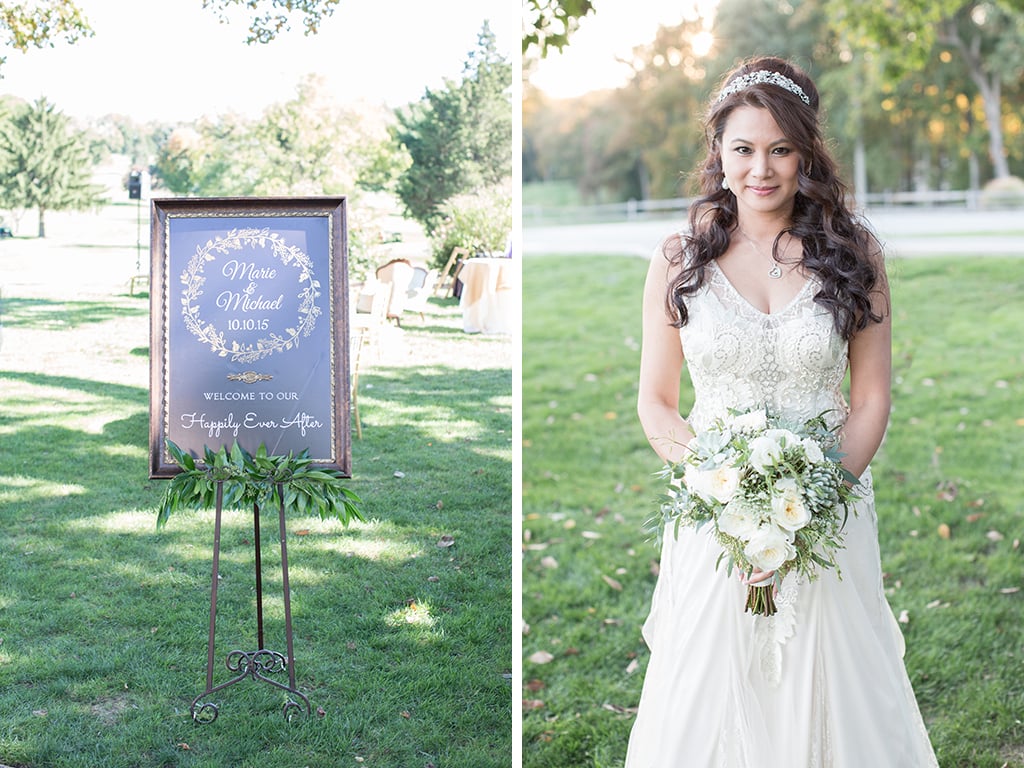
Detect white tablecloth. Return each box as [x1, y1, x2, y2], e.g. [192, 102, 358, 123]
[459, 258, 514, 334]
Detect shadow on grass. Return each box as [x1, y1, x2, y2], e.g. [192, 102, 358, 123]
[0, 297, 148, 329]
[0, 363, 511, 767]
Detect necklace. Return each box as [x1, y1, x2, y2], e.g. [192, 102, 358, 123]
[737, 227, 785, 279]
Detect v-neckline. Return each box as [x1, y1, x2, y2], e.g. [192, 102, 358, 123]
[709, 260, 813, 317]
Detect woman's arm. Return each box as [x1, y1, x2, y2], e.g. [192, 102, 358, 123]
[637, 241, 694, 465]
[841, 251, 893, 479]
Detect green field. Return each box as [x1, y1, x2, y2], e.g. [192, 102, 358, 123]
[522, 253, 1024, 768]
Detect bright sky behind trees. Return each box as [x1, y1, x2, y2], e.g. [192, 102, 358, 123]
[1, 0, 513, 121]
[528, 0, 718, 97]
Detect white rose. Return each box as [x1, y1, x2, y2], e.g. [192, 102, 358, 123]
[717, 498, 761, 541]
[744, 525, 796, 572]
[749, 429, 800, 474]
[770, 477, 811, 532]
[684, 463, 740, 505]
[800, 437, 824, 464]
[728, 409, 768, 433]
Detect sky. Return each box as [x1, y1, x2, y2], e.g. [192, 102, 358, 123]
[527, 0, 719, 98]
[0, 0, 514, 123]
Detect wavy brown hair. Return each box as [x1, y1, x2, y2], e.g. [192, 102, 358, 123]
[665, 56, 885, 340]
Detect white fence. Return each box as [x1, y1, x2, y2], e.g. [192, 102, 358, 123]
[524, 189, 1021, 226]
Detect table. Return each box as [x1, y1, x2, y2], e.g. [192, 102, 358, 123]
[458, 257, 514, 334]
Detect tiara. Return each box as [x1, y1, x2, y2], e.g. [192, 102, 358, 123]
[715, 70, 811, 105]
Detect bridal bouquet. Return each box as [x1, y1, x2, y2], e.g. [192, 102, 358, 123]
[652, 408, 860, 616]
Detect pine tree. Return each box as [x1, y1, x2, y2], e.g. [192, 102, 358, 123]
[394, 22, 512, 232]
[0, 97, 105, 237]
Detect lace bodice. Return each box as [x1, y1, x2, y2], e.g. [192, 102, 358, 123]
[680, 261, 849, 433]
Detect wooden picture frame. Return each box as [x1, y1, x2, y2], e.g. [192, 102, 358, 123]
[149, 197, 351, 478]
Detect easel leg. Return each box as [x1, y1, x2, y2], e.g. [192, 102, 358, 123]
[188, 484, 311, 723]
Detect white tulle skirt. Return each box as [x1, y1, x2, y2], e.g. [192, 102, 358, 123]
[625, 472, 938, 767]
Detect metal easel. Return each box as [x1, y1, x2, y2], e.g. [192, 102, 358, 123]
[189, 481, 310, 723]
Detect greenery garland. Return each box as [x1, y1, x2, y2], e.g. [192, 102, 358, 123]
[157, 440, 363, 528]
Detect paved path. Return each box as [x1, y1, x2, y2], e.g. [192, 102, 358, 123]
[523, 208, 1024, 258]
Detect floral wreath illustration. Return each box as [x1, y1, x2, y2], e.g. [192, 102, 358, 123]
[180, 227, 321, 364]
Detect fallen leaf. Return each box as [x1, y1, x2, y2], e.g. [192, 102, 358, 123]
[295, 529, 311, 536]
[581, 531, 602, 540]
[966, 512, 985, 523]
[317, 706, 326, 718]
[967, 499, 985, 508]
[427, 575, 440, 582]
[1000, 587, 1020, 595]
[604, 412, 618, 420]
[602, 702, 639, 715]
[937, 523, 951, 540]
[435, 500, 444, 510]
[401, 711, 411, 719]
[897, 610, 910, 624]
[524, 679, 546, 692]
[32, 709, 47, 717]
[602, 575, 623, 591]
[393, 470, 405, 478]
[986, 530, 1005, 542]
[436, 535, 455, 548]
[177, 743, 190, 750]
[625, 658, 640, 675]
[523, 699, 545, 711]
[528, 650, 554, 665]
[540, 556, 559, 569]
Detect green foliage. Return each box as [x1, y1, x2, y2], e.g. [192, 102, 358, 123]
[522, 253, 1024, 767]
[428, 183, 512, 268]
[157, 440, 363, 529]
[150, 77, 399, 277]
[394, 22, 512, 233]
[525, 0, 1024, 203]
[0, 96, 106, 236]
[201, 0, 340, 44]
[522, 0, 596, 57]
[0, 0, 92, 69]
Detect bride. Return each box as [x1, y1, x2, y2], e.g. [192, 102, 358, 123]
[628, 57, 938, 767]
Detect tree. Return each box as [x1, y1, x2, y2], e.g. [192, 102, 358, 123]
[0, 97, 105, 237]
[394, 22, 512, 232]
[0, 0, 92, 69]
[523, 0, 595, 57]
[0, 0, 339, 71]
[201, 0, 340, 43]
[826, 0, 1024, 179]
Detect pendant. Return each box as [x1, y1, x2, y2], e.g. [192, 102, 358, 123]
[769, 264, 782, 279]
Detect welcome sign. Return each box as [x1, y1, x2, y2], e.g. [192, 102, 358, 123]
[150, 197, 351, 478]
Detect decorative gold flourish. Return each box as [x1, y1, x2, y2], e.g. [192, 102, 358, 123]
[227, 371, 274, 383]
[180, 227, 321, 363]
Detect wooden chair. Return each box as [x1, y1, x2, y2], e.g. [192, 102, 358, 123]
[375, 258, 415, 325]
[433, 247, 468, 298]
[350, 280, 392, 438]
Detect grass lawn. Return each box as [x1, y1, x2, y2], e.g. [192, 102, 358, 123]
[522, 253, 1024, 768]
[0, 209, 512, 767]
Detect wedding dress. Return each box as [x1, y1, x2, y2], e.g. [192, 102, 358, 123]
[625, 261, 938, 767]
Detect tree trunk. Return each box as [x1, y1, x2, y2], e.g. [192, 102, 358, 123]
[944, 21, 1011, 179]
[37, 207, 46, 238]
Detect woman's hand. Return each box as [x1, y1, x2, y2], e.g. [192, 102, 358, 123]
[742, 568, 775, 586]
